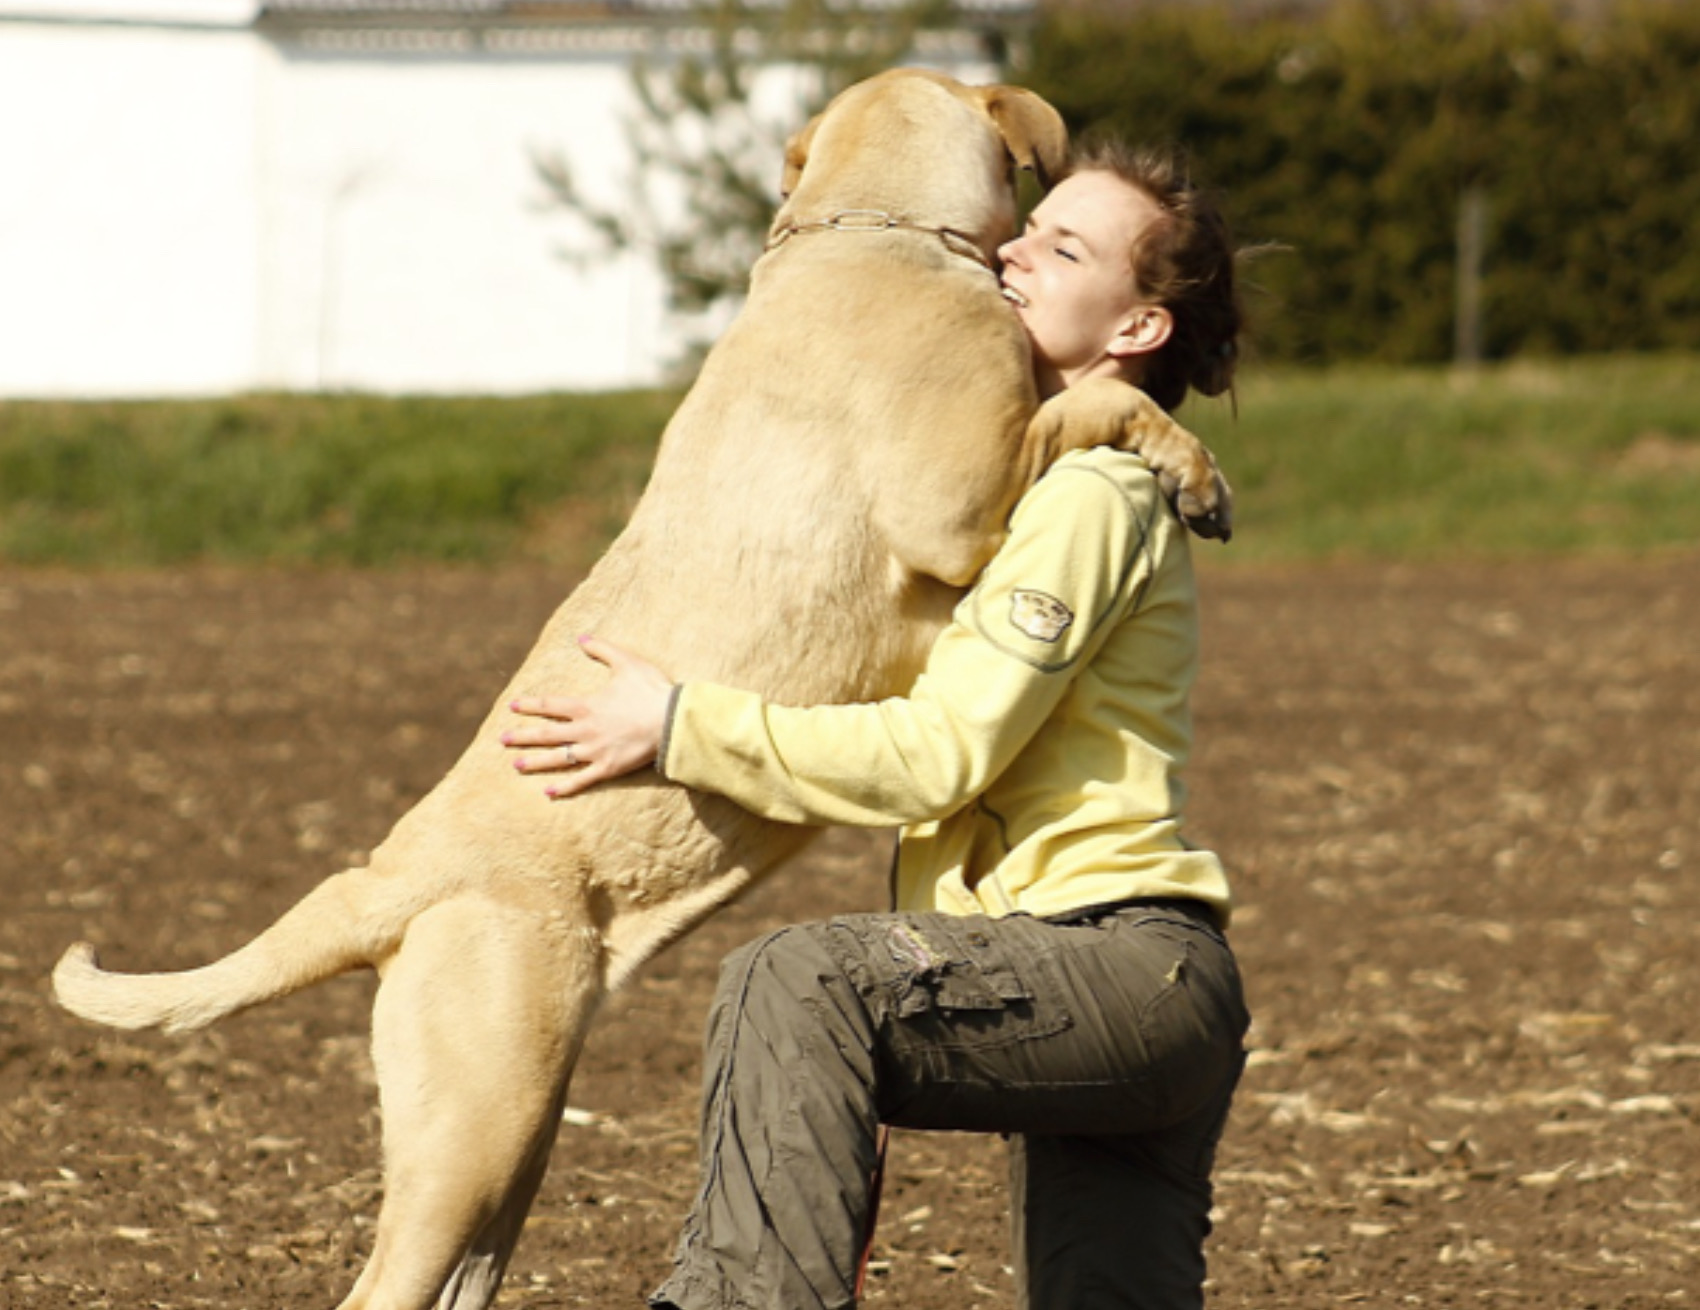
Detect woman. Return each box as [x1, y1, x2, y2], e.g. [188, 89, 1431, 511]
[504, 140, 1250, 1310]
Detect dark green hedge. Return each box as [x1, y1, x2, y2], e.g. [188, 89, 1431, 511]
[1026, 0, 1700, 363]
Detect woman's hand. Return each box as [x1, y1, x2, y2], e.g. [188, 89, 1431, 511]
[503, 637, 675, 799]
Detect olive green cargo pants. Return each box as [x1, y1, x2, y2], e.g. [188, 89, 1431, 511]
[650, 900, 1249, 1310]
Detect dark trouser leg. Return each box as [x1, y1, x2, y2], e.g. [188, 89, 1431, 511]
[653, 925, 884, 1310]
[653, 904, 1249, 1310]
[1010, 1049, 1245, 1310]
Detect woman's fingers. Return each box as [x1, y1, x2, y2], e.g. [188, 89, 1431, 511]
[512, 745, 580, 776]
[501, 719, 581, 749]
[503, 702, 585, 775]
[577, 634, 671, 685]
[507, 694, 584, 722]
[575, 634, 623, 669]
[502, 635, 674, 797]
[543, 762, 610, 800]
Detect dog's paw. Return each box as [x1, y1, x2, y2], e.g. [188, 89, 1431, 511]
[1158, 462, 1233, 542]
[1175, 475, 1234, 542]
[1142, 428, 1233, 543]
[1030, 380, 1234, 542]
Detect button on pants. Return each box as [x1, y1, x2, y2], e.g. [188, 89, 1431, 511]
[651, 902, 1249, 1310]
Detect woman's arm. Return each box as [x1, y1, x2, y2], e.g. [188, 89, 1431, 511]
[505, 456, 1162, 826]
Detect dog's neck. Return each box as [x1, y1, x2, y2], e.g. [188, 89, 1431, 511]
[765, 209, 995, 273]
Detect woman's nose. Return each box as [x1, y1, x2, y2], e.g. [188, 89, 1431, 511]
[998, 234, 1026, 268]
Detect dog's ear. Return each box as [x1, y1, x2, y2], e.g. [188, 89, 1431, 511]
[779, 113, 823, 199]
[980, 87, 1069, 190]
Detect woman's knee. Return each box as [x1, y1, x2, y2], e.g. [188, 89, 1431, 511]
[709, 923, 857, 1043]
[716, 924, 837, 1001]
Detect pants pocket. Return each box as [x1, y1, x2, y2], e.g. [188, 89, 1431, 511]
[820, 913, 1073, 1054]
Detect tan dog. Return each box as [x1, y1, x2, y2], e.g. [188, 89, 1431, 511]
[52, 69, 1229, 1310]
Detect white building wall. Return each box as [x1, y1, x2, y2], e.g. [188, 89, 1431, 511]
[0, 9, 1004, 398]
[0, 19, 262, 396]
[253, 44, 670, 393]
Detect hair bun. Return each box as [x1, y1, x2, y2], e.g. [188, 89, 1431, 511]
[1190, 337, 1237, 398]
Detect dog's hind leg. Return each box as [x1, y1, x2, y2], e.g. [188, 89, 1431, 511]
[335, 894, 604, 1310]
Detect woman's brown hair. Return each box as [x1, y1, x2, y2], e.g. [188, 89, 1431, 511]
[1068, 139, 1243, 412]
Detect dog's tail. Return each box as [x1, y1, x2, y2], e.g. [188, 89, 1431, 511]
[52, 866, 404, 1035]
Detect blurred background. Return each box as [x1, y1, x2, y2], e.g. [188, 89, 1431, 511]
[0, 0, 1695, 562]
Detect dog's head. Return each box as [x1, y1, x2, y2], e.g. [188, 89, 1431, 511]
[776, 70, 1067, 247]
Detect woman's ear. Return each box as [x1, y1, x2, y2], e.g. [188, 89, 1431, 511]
[1108, 306, 1174, 358]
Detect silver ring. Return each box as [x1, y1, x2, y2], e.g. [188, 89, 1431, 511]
[563, 746, 577, 767]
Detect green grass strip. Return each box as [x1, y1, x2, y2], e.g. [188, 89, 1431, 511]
[0, 391, 676, 567]
[1, 355, 1696, 567]
[1187, 353, 1700, 562]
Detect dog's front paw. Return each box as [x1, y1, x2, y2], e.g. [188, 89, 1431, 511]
[1143, 430, 1233, 541]
[1025, 379, 1235, 541]
[1090, 380, 1234, 542]
[1167, 464, 1234, 542]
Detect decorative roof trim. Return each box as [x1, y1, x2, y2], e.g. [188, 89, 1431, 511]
[256, 0, 1030, 14]
[0, 0, 1030, 41]
[266, 20, 1005, 57]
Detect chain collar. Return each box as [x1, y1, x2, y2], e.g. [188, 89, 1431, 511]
[764, 209, 995, 273]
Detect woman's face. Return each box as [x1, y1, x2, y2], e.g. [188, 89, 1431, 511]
[998, 169, 1165, 398]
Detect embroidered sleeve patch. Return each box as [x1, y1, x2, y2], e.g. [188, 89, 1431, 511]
[1009, 589, 1074, 643]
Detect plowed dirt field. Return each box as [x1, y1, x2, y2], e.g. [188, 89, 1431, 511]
[3, 557, 1695, 1308]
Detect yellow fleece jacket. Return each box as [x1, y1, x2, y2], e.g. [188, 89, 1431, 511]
[660, 445, 1231, 925]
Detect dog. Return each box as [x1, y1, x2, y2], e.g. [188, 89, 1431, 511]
[52, 69, 1229, 1310]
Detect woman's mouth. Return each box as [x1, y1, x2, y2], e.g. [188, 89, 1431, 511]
[1001, 284, 1030, 309]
